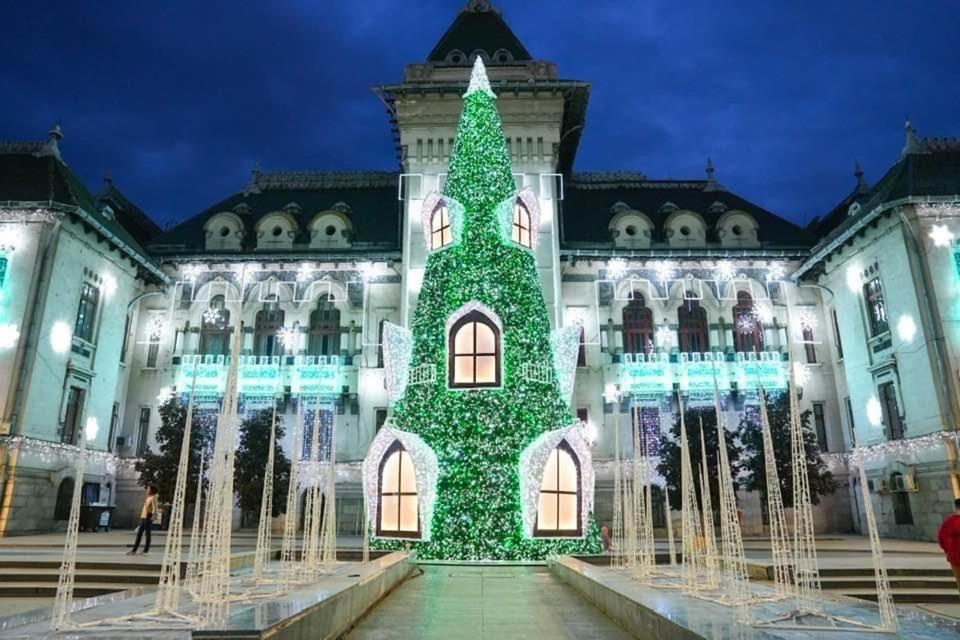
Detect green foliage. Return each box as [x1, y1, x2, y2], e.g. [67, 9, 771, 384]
[134, 396, 213, 504]
[657, 405, 742, 513]
[381, 80, 600, 559]
[740, 392, 838, 507]
[234, 408, 291, 520]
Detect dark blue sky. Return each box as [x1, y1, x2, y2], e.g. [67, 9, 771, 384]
[2, 1, 957, 229]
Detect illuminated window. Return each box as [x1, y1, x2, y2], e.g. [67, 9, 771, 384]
[430, 202, 452, 250]
[733, 291, 762, 353]
[535, 440, 581, 536]
[512, 201, 532, 247]
[448, 310, 501, 388]
[863, 277, 889, 337]
[200, 295, 231, 356]
[678, 294, 708, 353]
[74, 282, 100, 343]
[308, 295, 340, 356]
[377, 442, 419, 537]
[622, 295, 654, 354]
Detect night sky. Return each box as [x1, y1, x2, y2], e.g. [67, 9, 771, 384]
[1, 1, 956, 230]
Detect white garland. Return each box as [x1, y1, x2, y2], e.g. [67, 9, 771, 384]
[465, 56, 496, 98]
[518, 423, 595, 538]
[382, 321, 413, 402]
[420, 192, 465, 252]
[361, 424, 439, 541]
[551, 321, 582, 403]
[2, 436, 139, 475]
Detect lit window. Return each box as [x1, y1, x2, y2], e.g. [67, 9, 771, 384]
[678, 294, 708, 354]
[377, 442, 419, 537]
[623, 295, 654, 355]
[535, 441, 581, 536]
[863, 277, 889, 337]
[431, 203, 452, 250]
[448, 310, 500, 388]
[512, 201, 532, 248]
[74, 282, 100, 343]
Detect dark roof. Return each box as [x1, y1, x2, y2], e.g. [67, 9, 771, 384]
[428, 2, 532, 64]
[148, 171, 401, 255]
[561, 172, 816, 249]
[807, 145, 960, 258]
[0, 142, 164, 281]
[806, 167, 871, 238]
[97, 179, 162, 245]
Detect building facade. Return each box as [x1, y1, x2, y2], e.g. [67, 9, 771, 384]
[0, 1, 956, 540]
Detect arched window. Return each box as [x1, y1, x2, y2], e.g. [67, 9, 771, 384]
[308, 295, 340, 357]
[677, 293, 708, 354]
[890, 473, 913, 525]
[448, 310, 501, 388]
[535, 440, 581, 536]
[377, 441, 419, 537]
[199, 295, 231, 356]
[512, 201, 532, 248]
[430, 202, 452, 250]
[622, 295, 654, 355]
[254, 296, 284, 357]
[733, 291, 762, 353]
[54, 477, 75, 521]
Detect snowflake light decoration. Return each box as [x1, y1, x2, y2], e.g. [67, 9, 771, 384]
[797, 308, 818, 332]
[202, 307, 221, 325]
[929, 223, 955, 248]
[655, 324, 673, 347]
[296, 262, 316, 283]
[751, 303, 774, 324]
[651, 260, 676, 282]
[276, 325, 298, 348]
[606, 258, 628, 280]
[714, 260, 736, 281]
[793, 361, 812, 386]
[736, 314, 757, 334]
[147, 315, 166, 341]
[156, 386, 175, 404]
[359, 262, 380, 282]
[182, 264, 203, 283]
[765, 262, 787, 281]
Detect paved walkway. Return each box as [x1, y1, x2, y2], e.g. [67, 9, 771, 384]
[345, 565, 632, 640]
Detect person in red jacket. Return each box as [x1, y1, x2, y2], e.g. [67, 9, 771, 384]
[938, 498, 960, 592]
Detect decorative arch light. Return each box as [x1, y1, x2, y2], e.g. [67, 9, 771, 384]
[50, 321, 72, 353]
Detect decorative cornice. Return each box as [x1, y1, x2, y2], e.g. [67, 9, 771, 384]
[247, 171, 398, 192]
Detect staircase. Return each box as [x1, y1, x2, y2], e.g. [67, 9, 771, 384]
[818, 566, 959, 604]
[0, 559, 161, 597]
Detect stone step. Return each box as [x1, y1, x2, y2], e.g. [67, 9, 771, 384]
[0, 568, 158, 584]
[0, 583, 130, 598]
[0, 559, 162, 572]
[821, 576, 957, 590]
[839, 587, 960, 604]
[819, 566, 953, 578]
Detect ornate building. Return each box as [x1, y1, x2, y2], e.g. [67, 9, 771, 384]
[0, 1, 957, 541]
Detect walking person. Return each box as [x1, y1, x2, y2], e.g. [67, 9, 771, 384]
[127, 485, 158, 555]
[938, 498, 960, 592]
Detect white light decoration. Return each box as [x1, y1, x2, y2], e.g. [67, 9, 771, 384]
[362, 425, 439, 541]
[407, 268, 424, 293]
[182, 264, 203, 283]
[3, 435, 132, 472]
[465, 55, 496, 98]
[766, 262, 787, 281]
[518, 423, 594, 538]
[655, 324, 673, 348]
[147, 315, 166, 341]
[50, 321, 72, 353]
[202, 307, 221, 325]
[382, 321, 414, 402]
[495, 187, 541, 250]
[846, 264, 862, 293]
[156, 386, 175, 404]
[602, 383, 621, 404]
[606, 258, 628, 280]
[929, 223, 955, 248]
[276, 325, 298, 348]
[736, 314, 757, 334]
[866, 396, 883, 427]
[793, 361, 812, 386]
[651, 260, 676, 282]
[897, 314, 917, 342]
[843, 431, 960, 467]
[797, 308, 818, 332]
[101, 272, 118, 298]
[296, 262, 316, 283]
[752, 303, 775, 324]
[714, 260, 736, 282]
[585, 421, 599, 445]
[84, 416, 98, 442]
[550, 322, 582, 402]
[0, 323, 19, 349]
[359, 262, 379, 282]
[0, 226, 21, 253]
[420, 192, 465, 252]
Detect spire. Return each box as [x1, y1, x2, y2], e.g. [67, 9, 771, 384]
[36, 123, 63, 161]
[704, 157, 719, 191]
[465, 56, 496, 98]
[901, 118, 921, 157]
[854, 161, 869, 194]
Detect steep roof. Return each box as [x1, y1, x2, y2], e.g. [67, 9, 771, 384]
[561, 172, 815, 250]
[806, 164, 872, 238]
[427, 1, 532, 64]
[148, 170, 401, 256]
[97, 179, 162, 245]
[0, 139, 164, 281]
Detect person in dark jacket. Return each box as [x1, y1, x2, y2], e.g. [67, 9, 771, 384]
[938, 498, 960, 592]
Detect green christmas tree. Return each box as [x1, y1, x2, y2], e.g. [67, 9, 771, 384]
[374, 59, 600, 560]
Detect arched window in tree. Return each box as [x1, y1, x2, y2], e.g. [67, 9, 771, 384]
[200, 294, 231, 356]
[622, 295, 654, 354]
[733, 291, 763, 353]
[54, 477, 75, 521]
[254, 296, 284, 357]
[308, 295, 340, 357]
[377, 441, 419, 537]
[512, 200, 532, 247]
[430, 202, 452, 250]
[535, 440, 581, 536]
[448, 310, 500, 388]
[677, 293, 708, 353]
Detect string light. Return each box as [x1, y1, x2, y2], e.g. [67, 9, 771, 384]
[147, 315, 166, 341]
[606, 258, 628, 280]
[714, 260, 736, 282]
[766, 262, 787, 281]
[551, 322, 582, 403]
[50, 321, 72, 353]
[843, 431, 960, 467]
[752, 303, 774, 324]
[0, 323, 19, 349]
[793, 361, 812, 386]
[797, 308, 818, 332]
[655, 324, 673, 348]
[182, 264, 203, 283]
[2, 435, 138, 472]
[382, 321, 413, 402]
[651, 260, 676, 282]
[276, 325, 298, 348]
[202, 307, 221, 325]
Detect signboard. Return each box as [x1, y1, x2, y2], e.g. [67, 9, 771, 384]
[620, 351, 788, 396]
